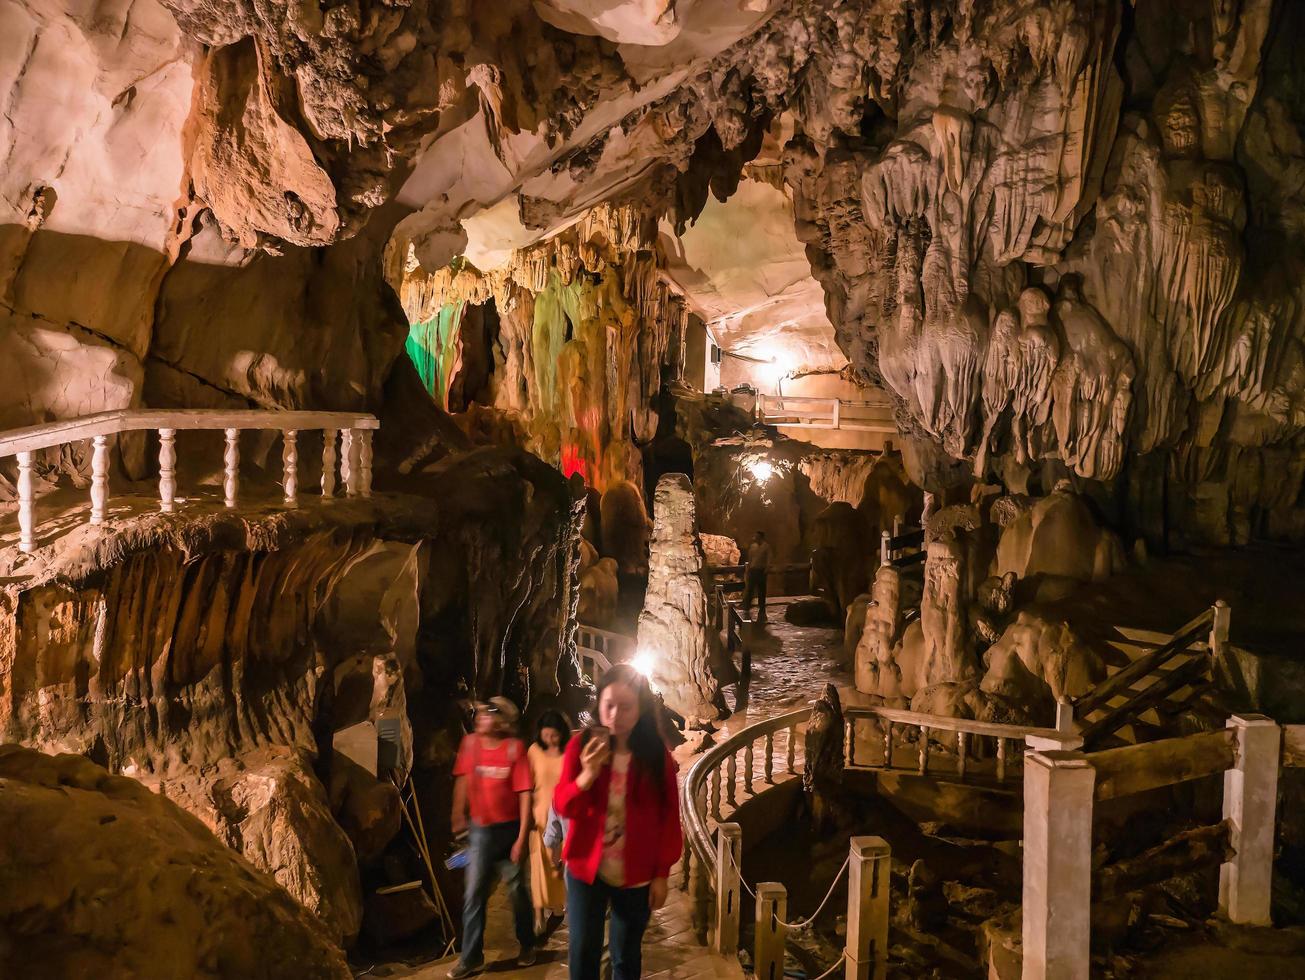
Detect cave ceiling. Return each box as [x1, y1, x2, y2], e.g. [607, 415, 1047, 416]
[3, 0, 1305, 535]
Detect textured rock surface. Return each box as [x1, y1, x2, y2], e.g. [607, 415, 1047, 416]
[636, 473, 717, 723]
[0, 744, 350, 979]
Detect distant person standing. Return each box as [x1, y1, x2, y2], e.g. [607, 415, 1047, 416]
[449, 697, 536, 978]
[528, 710, 571, 933]
[743, 530, 772, 623]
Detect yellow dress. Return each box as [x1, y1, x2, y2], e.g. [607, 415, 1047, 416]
[528, 743, 567, 912]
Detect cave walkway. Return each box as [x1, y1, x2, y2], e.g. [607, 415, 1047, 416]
[391, 601, 847, 980]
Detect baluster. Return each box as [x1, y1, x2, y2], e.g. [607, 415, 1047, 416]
[726, 753, 738, 808]
[16, 451, 35, 554]
[711, 767, 722, 822]
[744, 740, 755, 794]
[89, 434, 110, 525]
[764, 731, 775, 784]
[222, 429, 239, 508]
[341, 428, 358, 496]
[884, 720, 894, 768]
[918, 725, 929, 775]
[321, 428, 337, 496]
[787, 723, 797, 772]
[997, 737, 1008, 782]
[846, 719, 856, 767]
[359, 429, 373, 497]
[957, 731, 968, 780]
[282, 430, 299, 507]
[158, 428, 177, 513]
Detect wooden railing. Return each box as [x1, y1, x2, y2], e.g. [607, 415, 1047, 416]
[879, 514, 925, 568]
[1069, 602, 1228, 748]
[1, 409, 380, 554]
[757, 394, 896, 434]
[1024, 714, 1305, 977]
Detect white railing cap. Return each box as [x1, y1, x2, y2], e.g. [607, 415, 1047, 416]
[0, 408, 380, 456]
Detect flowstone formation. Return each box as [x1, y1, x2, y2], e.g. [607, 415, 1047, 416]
[0, 744, 349, 979]
[636, 473, 718, 725]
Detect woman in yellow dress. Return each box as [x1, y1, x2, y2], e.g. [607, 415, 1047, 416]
[528, 710, 570, 933]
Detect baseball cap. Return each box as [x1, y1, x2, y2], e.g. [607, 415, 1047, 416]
[478, 696, 520, 725]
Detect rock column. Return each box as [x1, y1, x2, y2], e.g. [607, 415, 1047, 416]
[636, 474, 717, 723]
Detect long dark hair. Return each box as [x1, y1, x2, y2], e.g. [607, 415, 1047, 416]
[536, 709, 572, 751]
[584, 664, 669, 801]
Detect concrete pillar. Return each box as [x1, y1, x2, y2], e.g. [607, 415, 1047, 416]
[1022, 750, 1095, 980]
[845, 836, 890, 980]
[755, 882, 787, 980]
[1220, 713, 1280, 925]
[715, 822, 742, 955]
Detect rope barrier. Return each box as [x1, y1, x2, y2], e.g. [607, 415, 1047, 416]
[719, 838, 877, 931]
[807, 951, 846, 980]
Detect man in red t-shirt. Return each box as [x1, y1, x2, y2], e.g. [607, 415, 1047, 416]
[449, 696, 535, 978]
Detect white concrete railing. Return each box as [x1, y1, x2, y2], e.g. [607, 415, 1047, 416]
[1, 409, 379, 554]
[757, 394, 896, 434]
[575, 623, 633, 683]
[681, 702, 1068, 975]
[1024, 715, 1305, 980]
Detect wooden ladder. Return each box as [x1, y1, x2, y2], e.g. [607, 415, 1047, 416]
[1071, 603, 1230, 749]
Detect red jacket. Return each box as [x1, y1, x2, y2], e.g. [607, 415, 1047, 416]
[553, 735, 682, 886]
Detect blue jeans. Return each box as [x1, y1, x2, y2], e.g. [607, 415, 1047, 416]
[565, 872, 652, 980]
[459, 821, 533, 968]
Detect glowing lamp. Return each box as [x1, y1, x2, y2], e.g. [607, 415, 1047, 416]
[745, 459, 775, 484]
[631, 650, 655, 678]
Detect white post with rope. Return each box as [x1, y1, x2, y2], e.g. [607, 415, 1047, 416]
[755, 881, 787, 980]
[715, 822, 743, 955]
[845, 836, 890, 980]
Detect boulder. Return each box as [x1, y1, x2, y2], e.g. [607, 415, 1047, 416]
[0, 745, 350, 979]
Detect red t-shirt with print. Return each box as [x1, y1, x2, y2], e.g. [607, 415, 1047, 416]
[454, 734, 532, 826]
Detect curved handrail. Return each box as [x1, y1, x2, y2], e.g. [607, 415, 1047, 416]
[681, 702, 1065, 888]
[682, 706, 811, 869]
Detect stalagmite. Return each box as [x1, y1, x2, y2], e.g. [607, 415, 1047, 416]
[636, 474, 718, 725]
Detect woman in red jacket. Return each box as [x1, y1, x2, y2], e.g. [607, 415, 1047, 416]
[553, 664, 682, 980]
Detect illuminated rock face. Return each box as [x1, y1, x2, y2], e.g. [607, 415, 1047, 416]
[636, 473, 717, 724]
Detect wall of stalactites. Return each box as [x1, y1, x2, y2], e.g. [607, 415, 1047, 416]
[390, 202, 687, 493]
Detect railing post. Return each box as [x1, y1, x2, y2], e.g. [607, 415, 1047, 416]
[917, 726, 928, 774]
[222, 428, 239, 508]
[764, 731, 775, 784]
[1022, 750, 1095, 980]
[1210, 599, 1230, 663]
[88, 434, 110, 525]
[997, 737, 1007, 781]
[956, 731, 967, 780]
[711, 767, 722, 822]
[787, 723, 798, 772]
[884, 721, 893, 768]
[282, 430, 299, 508]
[880, 530, 890, 566]
[321, 428, 337, 496]
[1025, 702, 1084, 753]
[341, 429, 357, 496]
[16, 450, 35, 553]
[892, 514, 903, 537]
[846, 719, 856, 767]
[743, 740, 755, 794]
[715, 823, 742, 956]
[845, 836, 890, 980]
[727, 753, 738, 808]
[359, 428, 373, 497]
[158, 428, 177, 513]
[1219, 713, 1281, 925]
[755, 882, 787, 980]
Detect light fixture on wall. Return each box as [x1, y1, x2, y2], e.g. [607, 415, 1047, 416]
[745, 458, 776, 485]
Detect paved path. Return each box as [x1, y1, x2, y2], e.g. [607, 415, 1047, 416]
[379, 600, 849, 980]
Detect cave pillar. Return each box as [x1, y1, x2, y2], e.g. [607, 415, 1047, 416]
[1219, 713, 1281, 925]
[1022, 750, 1094, 980]
[636, 474, 718, 723]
